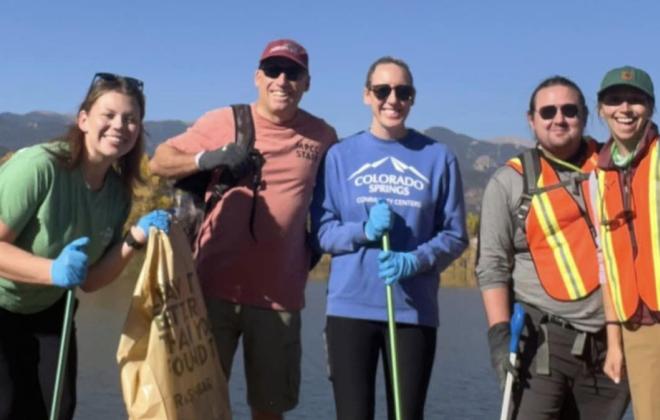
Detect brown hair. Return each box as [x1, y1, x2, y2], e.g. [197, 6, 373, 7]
[528, 75, 589, 126]
[53, 75, 146, 193]
[365, 56, 414, 88]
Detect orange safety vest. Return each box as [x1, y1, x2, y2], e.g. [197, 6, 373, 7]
[507, 139, 600, 301]
[590, 135, 660, 321]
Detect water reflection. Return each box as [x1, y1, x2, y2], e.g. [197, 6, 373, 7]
[73, 271, 631, 419]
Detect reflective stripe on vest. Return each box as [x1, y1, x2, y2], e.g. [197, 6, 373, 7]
[507, 141, 599, 301]
[593, 138, 660, 321]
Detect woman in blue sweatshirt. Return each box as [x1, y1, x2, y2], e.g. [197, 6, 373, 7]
[311, 56, 468, 419]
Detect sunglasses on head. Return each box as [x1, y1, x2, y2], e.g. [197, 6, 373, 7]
[369, 84, 415, 102]
[259, 63, 305, 81]
[600, 93, 648, 107]
[91, 72, 144, 92]
[537, 104, 579, 120]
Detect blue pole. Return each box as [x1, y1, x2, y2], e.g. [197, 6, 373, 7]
[499, 303, 525, 420]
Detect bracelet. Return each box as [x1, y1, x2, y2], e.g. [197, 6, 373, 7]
[124, 230, 145, 250]
[604, 320, 621, 326]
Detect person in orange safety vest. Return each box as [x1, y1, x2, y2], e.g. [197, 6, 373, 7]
[477, 75, 630, 419]
[588, 65, 659, 420]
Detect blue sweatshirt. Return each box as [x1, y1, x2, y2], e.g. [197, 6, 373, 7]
[311, 130, 468, 327]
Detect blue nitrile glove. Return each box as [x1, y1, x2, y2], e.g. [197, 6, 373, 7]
[136, 209, 171, 237]
[197, 143, 253, 179]
[364, 200, 393, 241]
[377, 251, 420, 285]
[50, 237, 90, 288]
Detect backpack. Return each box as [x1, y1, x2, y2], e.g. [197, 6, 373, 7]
[173, 104, 264, 244]
[172, 104, 323, 270]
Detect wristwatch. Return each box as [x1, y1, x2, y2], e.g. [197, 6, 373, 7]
[124, 230, 145, 250]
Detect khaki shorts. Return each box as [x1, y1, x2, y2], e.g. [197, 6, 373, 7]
[623, 323, 660, 420]
[205, 298, 301, 413]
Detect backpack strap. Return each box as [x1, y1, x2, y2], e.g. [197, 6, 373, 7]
[231, 104, 262, 241]
[204, 105, 263, 242]
[232, 104, 256, 150]
[515, 148, 540, 232]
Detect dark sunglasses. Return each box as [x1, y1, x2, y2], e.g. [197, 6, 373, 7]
[369, 84, 415, 102]
[537, 104, 579, 120]
[90, 72, 144, 92]
[601, 94, 648, 106]
[260, 64, 305, 81]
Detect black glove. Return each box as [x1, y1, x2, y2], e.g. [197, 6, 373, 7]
[198, 143, 253, 179]
[487, 321, 518, 390]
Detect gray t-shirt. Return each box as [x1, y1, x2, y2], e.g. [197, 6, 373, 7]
[475, 164, 604, 332]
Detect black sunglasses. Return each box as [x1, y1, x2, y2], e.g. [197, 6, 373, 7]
[601, 93, 648, 107]
[90, 72, 144, 92]
[369, 84, 415, 102]
[259, 63, 305, 81]
[537, 104, 579, 120]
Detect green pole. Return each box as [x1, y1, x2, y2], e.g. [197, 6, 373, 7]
[383, 233, 403, 420]
[49, 289, 76, 420]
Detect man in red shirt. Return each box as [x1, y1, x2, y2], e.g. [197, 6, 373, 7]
[150, 39, 337, 420]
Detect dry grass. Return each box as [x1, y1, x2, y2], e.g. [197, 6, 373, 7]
[119, 242, 478, 288]
[308, 241, 477, 288]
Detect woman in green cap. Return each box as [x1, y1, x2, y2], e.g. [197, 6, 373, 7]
[588, 65, 659, 420]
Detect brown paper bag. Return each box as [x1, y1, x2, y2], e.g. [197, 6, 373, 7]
[117, 224, 231, 420]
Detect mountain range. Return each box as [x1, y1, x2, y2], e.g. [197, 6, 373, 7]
[0, 111, 188, 155]
[0, 111, 532, 212]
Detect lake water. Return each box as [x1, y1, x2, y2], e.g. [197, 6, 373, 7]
[74, 277, 631, 419]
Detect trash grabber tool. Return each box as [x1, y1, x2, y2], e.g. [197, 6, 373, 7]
[382, 233, 403, 420]
[49, 289, 76, 420]
[499, 303, 525, 420]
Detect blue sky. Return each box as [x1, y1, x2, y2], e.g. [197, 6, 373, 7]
[1, 0, 659, 142]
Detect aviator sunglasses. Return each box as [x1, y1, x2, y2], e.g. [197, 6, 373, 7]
[90, 72, 144, 92]
[537, 104, 579, 120]
[259, 63, 306, 81]
[369, 84, 415, 102]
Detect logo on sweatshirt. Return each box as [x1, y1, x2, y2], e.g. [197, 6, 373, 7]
[348, 156, 428, 208]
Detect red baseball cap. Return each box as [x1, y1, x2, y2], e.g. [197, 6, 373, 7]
[259, 39, 308, 70]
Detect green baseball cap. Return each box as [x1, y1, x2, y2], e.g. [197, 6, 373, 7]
[598, 65, 655, 100]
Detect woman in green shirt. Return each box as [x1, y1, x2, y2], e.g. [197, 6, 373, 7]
[0, 73, 169, 420]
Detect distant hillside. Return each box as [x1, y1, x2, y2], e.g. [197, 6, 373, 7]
[144, 120, 189, 153]
[0, 111, 532, 212]
[0, 112, 188, 155]
[423, 126, 529, 211]
[489, 136, 533, 146]
[0, 112, 72, 150]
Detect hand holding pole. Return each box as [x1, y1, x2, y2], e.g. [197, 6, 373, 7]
[499, 303, 525, 420]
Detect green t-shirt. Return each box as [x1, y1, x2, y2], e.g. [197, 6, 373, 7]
[0, 143, 131, 313]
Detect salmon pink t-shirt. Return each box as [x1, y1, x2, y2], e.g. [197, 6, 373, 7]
[166, 104, 336, 310]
